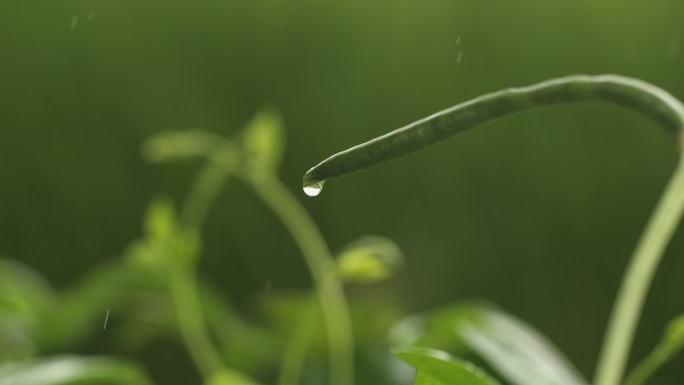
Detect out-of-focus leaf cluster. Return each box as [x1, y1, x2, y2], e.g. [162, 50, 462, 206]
[391, 302, 590, 385]
[0, 110, 410, 385]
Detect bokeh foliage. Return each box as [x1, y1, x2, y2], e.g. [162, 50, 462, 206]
[1, 0, 684, 383]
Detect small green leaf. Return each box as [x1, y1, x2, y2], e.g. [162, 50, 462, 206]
[0, 258, 55, 321]
[124, 238, 165, 273]
[336, 236, 404, 284]
[142, 129, 223, 163]
[204, 368, 262, 385]
[458, 305, 588, 385]
[36, 262, 163, 350]
[128, 197, 201, 270]
[390, 302, 589, 385]
[0, 355, 153, 385]
[664, 314, 684, 350]
[144, 197, 177, 243]
[0, 258, 56, 361]
[242, 108, 285, 172]
[393, 347, 500, 385]
[624, 314, 684, 385]
[203, 287, 281, 373]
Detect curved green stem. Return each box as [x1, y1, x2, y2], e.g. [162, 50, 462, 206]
[302, 74, 684, 385]
[244, 171, 354, 385]
[278, 299, 319, 385]
[623, 315, 684, 385]
[172, 149, 237, 380]
[169, 264, 225, 379]
[594, 158, 684, 385]
[303, 75, 684, 187]
[181, 159, 231, 231]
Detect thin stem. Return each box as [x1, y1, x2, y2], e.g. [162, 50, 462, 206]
[594, 157, 684, 385]
[172, 151, 236, 380]
[278, 299, 319, 385]
[181, 149, 237, 231]
[304, 75, 684, 187]
[623, 341, 674, 385]
[244, 172, 354, 385]
[169, 264, 225, 378]
[181, 160, 231, 231]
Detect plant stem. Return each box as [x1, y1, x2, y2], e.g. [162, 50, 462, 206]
[303, 75, 684, 187]
[244, 172, 354, 385]
[623, 339, 675, 385]
[181, 160, 230, 231]
[278, 299, 319, 385]
[169, 264, 224, 379]
[594, 157, 684, 385]
[172, 152, 236, 380]
[182, 149, 237, 231]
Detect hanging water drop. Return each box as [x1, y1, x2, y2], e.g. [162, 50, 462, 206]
[303, 180, 325, 197]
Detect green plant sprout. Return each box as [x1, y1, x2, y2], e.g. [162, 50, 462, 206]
[303, 74, 684, 385]
[624, 315, 684, 385]
[1, 110, 407, 385]
[143, 110, 356, 385]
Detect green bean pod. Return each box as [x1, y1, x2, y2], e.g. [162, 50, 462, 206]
[303, 74, 684, 191]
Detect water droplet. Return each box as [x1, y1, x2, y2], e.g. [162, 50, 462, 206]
[303, 181, 325, 197]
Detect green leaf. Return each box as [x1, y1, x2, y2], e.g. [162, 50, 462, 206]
[664, 314, 684, 350]
[393, 347, 500, 385]
[201, 287, 281, 373]
[36, 261, 166, 350]
[0, 258, 56, 361]
[336, 236, 404, 284]
[624, 314, 684, 385]
[390, 302, 589, 385]
[0, 258, 55, 323]
[242, 108, 285, 172]
[127, 197, 201, 270]
[204, 368, 262, 385]
[0, 355, 153, 385]
[142, 129, 223, 163]
[144, 197, 178, 244]
[124, 238, 167, 274]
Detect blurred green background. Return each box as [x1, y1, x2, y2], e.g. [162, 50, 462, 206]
[1, 0, 684, 383]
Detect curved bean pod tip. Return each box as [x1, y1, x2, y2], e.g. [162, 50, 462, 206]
[303, 74, 684, 190]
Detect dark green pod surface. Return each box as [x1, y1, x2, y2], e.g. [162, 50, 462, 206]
[303, 75, 684, 193]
